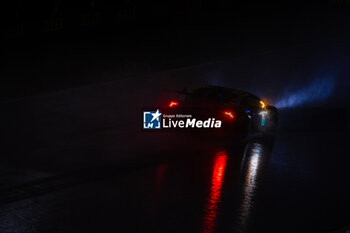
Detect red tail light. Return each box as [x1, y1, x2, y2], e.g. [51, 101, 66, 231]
[224, 111, 234, 119]
[169, 101, 179, 107]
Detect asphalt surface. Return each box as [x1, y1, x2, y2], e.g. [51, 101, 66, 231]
[0, 129, 350, 233]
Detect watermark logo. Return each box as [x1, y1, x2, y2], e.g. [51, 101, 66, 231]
[142, 108, 223, 130]
[143, 109, 162, 129]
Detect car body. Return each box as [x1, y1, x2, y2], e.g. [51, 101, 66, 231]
[164, 85, 278, 137]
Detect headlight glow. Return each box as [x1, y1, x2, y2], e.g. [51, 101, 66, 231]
[259, 110, 267, 116]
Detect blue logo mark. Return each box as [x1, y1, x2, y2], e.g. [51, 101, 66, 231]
[143, 109, 162, 129]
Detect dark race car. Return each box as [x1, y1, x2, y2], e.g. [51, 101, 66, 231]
[164, 85, 278, 137]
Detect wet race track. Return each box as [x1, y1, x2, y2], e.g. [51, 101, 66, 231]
[1, 39, 350, 233]
[1, 128, 350, 233]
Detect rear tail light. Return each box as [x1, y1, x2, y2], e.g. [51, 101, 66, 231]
[224, 111, 234, 119]
[169, 101, 179, 107]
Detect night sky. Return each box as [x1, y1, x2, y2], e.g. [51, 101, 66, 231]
[3, 1, 350, 106]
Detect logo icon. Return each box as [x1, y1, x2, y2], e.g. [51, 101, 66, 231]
[143, 109, 162, 129]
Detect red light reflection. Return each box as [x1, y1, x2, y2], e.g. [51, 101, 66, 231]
[150, 164, 167, 217]
[155, 164, 167, 189]
[202, 151, 228, 233]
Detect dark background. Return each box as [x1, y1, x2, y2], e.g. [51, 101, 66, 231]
[3, 0, 350, 101]
[1, 1, 350, 233]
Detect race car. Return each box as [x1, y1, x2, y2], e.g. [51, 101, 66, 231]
[164, 85, 278, 137]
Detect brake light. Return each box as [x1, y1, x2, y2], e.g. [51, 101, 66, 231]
[169, 101, 179, 107]
[224, 111, 234, 119]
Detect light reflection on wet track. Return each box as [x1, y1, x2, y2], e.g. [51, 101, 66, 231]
[202, 151, 227, 233]
[238, 142, 262, 233]
[0, 132, 350, 233]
